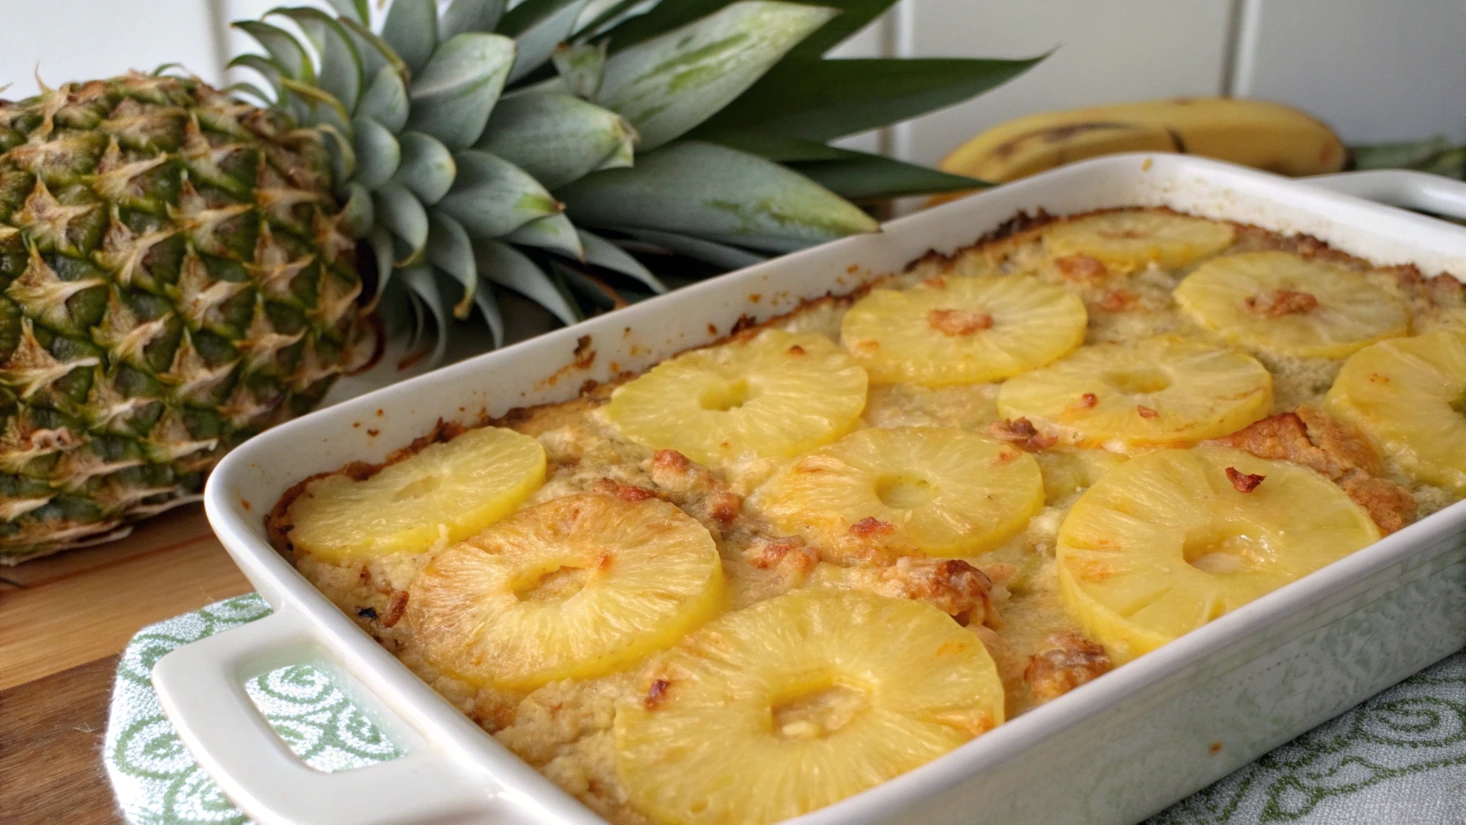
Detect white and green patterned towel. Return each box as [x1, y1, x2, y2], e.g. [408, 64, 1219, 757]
[106, 594, 1466, 824]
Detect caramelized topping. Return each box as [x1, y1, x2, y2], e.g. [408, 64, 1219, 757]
[591, 478, 663, 502]
[989, 417, 1057, 451]
[644, 679, 671, 710]
[1055, 254, 1107, 283]
[1246, 289, 1319, 317]
[927, 308, 994, 336]
[744, 536, 817, 573]
[849, 516, 895, 537]
[1098, 289, 1140, 312]
[1209, 406, 1415, 534]
[1225, 467, 1265, 493]
[1024, 633, 1111, 703]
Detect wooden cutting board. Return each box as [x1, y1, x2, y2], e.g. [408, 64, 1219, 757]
[0, 506, 252, 824]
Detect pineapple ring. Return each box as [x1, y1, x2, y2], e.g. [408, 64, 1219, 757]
[840, 275, 1087, 385]
[1044, 210, 1236, 271]
[996, 336, 1273, 452]
[406, 493, 724, 690]
[1326, 330, 1466, 492]
[753, 426, 1044, 557]
[1057, 446, 1379, 663]
[1175, 251, 1408, 358]
[604, 329, 868, 466]
[285, 426, 546, 564]
[614, 590, 1003, 825]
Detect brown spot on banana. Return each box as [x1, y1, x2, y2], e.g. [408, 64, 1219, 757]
[993, 122, 1141, 159]
[1166, 127, 1188, 154]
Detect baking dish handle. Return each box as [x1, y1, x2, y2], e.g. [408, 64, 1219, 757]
[152, 609, 518, 825]
[1303, 169, 1466, 221]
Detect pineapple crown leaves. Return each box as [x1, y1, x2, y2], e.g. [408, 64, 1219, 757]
[231, 0, 1042, 358]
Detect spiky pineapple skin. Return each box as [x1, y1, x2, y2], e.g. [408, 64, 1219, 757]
[0, 74, 363, 562]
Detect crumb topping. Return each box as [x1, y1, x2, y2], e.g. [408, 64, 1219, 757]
[272, 207, 1463, 825]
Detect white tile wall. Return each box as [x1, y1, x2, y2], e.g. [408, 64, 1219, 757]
[3, 1, 1463, 163]
[0, 0, 226, 99]
[1233, 0, 1466, 143]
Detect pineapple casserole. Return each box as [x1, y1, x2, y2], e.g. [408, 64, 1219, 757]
[268, 208, 1466, 825]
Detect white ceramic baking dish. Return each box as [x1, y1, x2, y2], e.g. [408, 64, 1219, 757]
[154, 155, 1466, 825]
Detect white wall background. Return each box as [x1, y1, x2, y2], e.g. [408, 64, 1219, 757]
[3, 0, 1463, 167]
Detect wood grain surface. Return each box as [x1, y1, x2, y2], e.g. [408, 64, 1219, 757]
[0, 506, 252, 824]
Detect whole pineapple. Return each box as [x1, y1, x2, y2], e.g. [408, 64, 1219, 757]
[0, 74, 366, 562]
[0, 0, 1036, 561]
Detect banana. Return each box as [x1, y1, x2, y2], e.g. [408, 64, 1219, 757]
[934, 97, 1346, 200]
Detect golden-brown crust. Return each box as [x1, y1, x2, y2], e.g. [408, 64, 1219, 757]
[988, 418, 1057, 451]
[1054, 253, 1108, 284]
[964, 208, 1059, 252]
[706, 491, 742, 527]
[590, 478, 665, 503]
[1295, 405, 1382, 475]
[743, 536, 819, 576]
[927, 308, 994, 336]
[650, 448, 690, 474]
[1211, 411, 1349, 477]
[1246, 289, 1319, 318]
[849, 516, 896, 538]
[885, 557, 994, 625]
[1209, 405, 1414, 534]
[1096, 289, 1141, 313]
[643, 449, 743, 533]
[1023, 632, 1111, 703]
[1338, 472, 1417, 536]
[816, 556, 997, 626]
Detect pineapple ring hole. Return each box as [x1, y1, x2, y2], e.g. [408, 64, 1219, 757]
[874, 474, 937, 509]
[513, 564, 592, 603]
[391, 474, 441, 501]
[1182, 527, 1270, 575]
[1104, 367, 1171, 396]
[698, 378, 758, 412]
[769, 680, 870, 740]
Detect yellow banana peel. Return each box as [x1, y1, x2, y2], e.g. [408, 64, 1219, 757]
[933, 97, 1347, 204]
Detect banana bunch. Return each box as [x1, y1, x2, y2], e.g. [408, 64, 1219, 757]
[936, 97, 1347, 199]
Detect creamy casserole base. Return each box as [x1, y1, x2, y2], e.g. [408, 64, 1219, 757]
[272, 208, 1466, 824]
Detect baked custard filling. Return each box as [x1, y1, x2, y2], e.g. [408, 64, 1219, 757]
[268, 208, 1466, 825]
